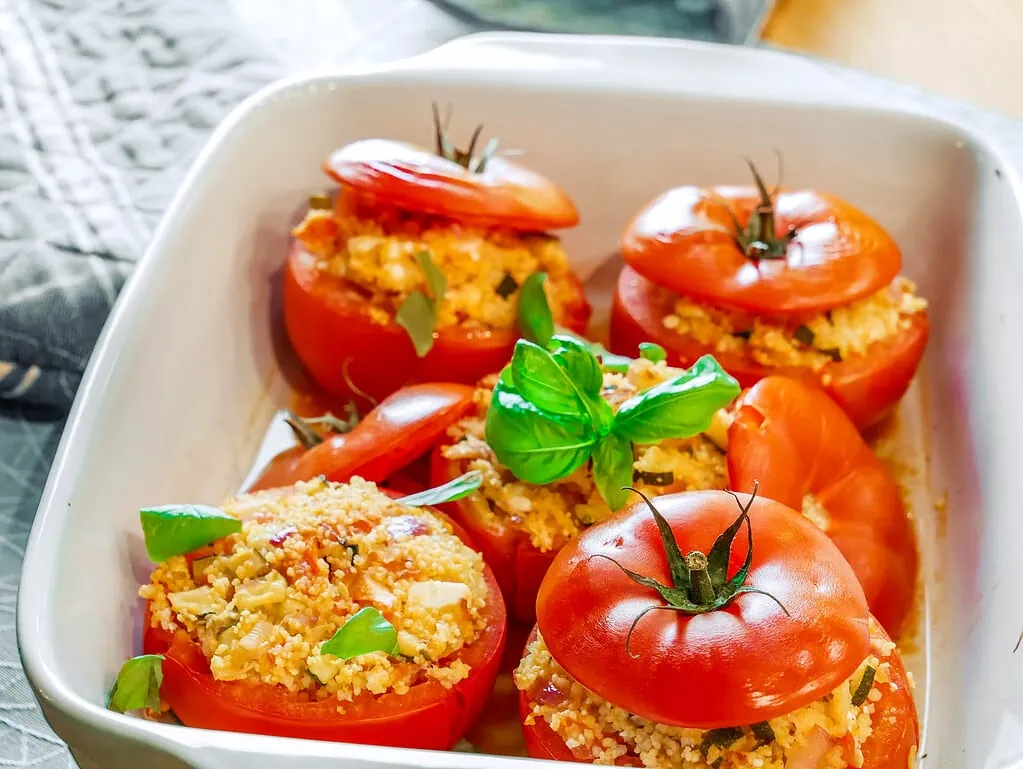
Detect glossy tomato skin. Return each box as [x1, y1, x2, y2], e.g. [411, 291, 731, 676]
[620, 186, 901, 314]
[429, 449, 553, 624]
[537, 491, 870, 729]
[250, 383, 476, 492]
[611, 266, 929, 430]
[517, 625, 917, 767]
[324, 139, 579, 231]
[284, 240, 591, 409]
[143, 505, 507, 750]
[727, 377, 918, 637]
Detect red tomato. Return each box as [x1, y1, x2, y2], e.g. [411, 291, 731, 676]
[517, 625, 917, 767]
[611, 266, 929, 429]
[537, 490, 870, 728]
[250, 383, 475, 492]
[284, 239, 591, 408]
[324, 139, 579, 231]
[143, 502, 507, 750]
[620, 185, 901, 314]
[727, 377, 918, 637]
[429, 449, 554, 625]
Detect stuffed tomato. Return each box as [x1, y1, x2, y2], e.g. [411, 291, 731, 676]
[430, 335, 916, 635]
[611, 164, 929, 429]
[515, 489, 919, 768]
[127, 477, 506, 749]
[285, 107, 591, 408]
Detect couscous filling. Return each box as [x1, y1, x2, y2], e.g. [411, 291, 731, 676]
[516, 629, 899, 768]
[140, 477, 489, 701]
[661, 277, 927, 371]
[291, 190, 579, 330]
[441, 359, 729, 552]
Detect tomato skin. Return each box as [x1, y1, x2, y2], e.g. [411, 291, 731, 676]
[429, 449, 553, 624]
[727, 377, 918, 637]
[610, 266, 929, 430]
[284, 240, 591, 408]
[250, 383, 475, 492]
[517, 626, 917, 767]
[536, 491, 870, 729]
[143, 503, 507, 749]
[620, 186, 901, 314]
[324, 139, 579, 231]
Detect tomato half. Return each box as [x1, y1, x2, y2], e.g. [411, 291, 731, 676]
[284, 240, 591, 408]
[611, 266, 929, 429]
[620, 185, 901, 314]
[429, 449, 553, 625]
[727, 377, 918, 637]
[537, 490, 869, 728]
[250, 383, 475, 492]
[517, 625, 917, 767]
[143, 503, 507, 750]
[324, 139, 579, 231]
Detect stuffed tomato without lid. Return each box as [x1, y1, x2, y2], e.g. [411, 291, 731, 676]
[516, 489, 919, 767]
[124, 477, 506, 750]
[611, 165, 930, 429]
[284, 108, 590, 409]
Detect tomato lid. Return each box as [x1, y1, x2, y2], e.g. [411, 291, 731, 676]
[620, 163, 901, 314]
[535, 489, 870, 729]
[323, 107, 578, 231]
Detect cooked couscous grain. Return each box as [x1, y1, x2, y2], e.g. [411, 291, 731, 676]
[441, 359, 728, 551]
[661, 278, 927, 371]
[140, 478, 488, 702]
[515, 623, 904, 768]
[291, 190, 579, 330]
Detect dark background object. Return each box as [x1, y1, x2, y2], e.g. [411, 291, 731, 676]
[426, 0, 775, 45]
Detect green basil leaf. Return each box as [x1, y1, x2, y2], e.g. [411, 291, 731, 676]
[396, 290, 437, 358]
[510, 338, 601, 424]
[638, 342, 667, 364]
[600, 352, 633, 373]
[417, 250, 446, 302]
[591, 432, 635, 511]
[612, 355, 740, 444]
[485, 377, 596, 484]
[549, 335, 603, 398]
[107, 655, 164, 714]
[321, 607, 399, 660]
[518, 272, 554, 347]
[398, 471, 482, 507]
[140, 505, 242, 563]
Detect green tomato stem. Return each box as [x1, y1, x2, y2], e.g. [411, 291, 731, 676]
[685, 551, 716, 605]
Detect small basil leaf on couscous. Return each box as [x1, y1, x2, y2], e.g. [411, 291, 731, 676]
[320, 607, 399, 661]
[396, 291, 438, 357]
[107, 654, 164, 714]
[518, 271, 555, 347]
[417, 250, 446, 303]
[599, 352, 633, 374]
[633, 470, 675, 487]
[139, 505, 242, 563]
[613, 355, 740, 445]
[397, 470, 483, 507]
[485, 377, 597, 485]
[638, 342, 667, 364]
[591, 432, 635, 511]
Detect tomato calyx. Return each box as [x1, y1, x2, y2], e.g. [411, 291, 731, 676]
[431, 103, 500, 174]
[594, 483, 790, 657]
[284, 407, 360, 449]
[719, 159, 800, 262]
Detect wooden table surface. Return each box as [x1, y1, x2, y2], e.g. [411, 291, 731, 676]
[763, 0, 1023, 119]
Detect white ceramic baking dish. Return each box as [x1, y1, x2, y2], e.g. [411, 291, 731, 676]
[17, 31, 1023, 769]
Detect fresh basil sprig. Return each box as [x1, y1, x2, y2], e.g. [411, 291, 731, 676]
[108, 655, 164, 714]
[639, 342, 667, 364]
[396, 250, 446, 358]
[397, 471, 482, 507]
[485, 338, 739, 509]
[518, 272, 554, 347]
[140, 505, 242, 562]
[321, 607, 399, 660]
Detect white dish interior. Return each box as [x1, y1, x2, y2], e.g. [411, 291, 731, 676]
[18, 32, 1023, 769]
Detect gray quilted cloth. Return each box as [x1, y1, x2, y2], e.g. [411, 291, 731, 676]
[3, 1, 1023, 766]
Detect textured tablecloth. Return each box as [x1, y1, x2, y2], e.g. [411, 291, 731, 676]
[2, 1, 1023, 766]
